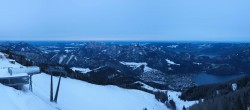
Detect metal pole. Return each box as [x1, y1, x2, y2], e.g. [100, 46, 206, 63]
[50, 72, 54, 102]
[29, 75, 33, 92]
[54, 73, 62, 103]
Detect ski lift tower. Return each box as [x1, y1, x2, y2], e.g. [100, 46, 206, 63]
[45, 66, 67, 103]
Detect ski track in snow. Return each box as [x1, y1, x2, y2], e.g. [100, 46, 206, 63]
[66, 55, 74, 64]
[59, 55, 67, 64]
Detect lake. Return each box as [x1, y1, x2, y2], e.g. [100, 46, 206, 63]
[192, 72, 249, 85]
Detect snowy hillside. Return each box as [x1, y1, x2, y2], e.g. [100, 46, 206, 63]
[120, 61, 156, 73]
[30, 73, 168, 110]
[71, 67, 91, 74]
[0, 52, 168, 110]
[0, 84, 56, 110]
[135, 81, 198, 110]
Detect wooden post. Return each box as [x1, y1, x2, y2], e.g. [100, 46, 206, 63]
[54, 73, 62, 103]
[50, 72, 54, 102]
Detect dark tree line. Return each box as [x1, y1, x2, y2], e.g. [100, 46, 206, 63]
[180, 76, 250, 110]
[190, 87, 250, 110]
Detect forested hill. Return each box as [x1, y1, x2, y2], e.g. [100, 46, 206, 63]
[181, 76, 250, 110]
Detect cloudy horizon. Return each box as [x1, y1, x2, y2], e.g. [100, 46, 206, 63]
[0, 0, 250, 41]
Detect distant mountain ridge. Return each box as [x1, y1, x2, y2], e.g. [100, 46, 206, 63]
[1, 41, 250, 90]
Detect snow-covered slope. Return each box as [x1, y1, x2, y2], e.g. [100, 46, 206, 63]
[165, 59, 180, 66]
[120, 61, 147, 70]
[167, 91, 198, 110]
[30, 73, 168, 110]
[0, 84, 56, 110]
[135, 81, 198, 110]
[71, 67, 91, 74]
[0, 52, 168, 110]
[120, 61, 154, 73]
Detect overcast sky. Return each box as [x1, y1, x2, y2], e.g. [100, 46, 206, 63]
[0, 0, 250, 41]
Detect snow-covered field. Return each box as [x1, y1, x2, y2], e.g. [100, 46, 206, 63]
[120, 61, 154, 72]
[165, 59, 180, 66]
[71, 67, 91, 74]
[0, 52, 168, 110]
